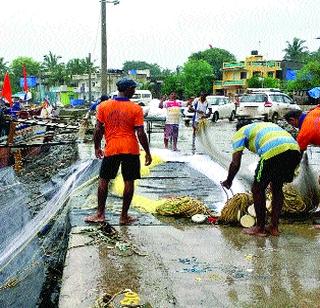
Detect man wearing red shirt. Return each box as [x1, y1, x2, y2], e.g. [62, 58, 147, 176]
[284, 106, 320, 152]
[285, 106, 320, 184]
[84, 77, 152, 225]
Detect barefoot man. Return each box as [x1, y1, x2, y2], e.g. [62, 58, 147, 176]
[221, 121, 301, 236]
[85, 77, 152, 225]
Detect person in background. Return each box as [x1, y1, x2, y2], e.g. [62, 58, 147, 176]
[84, 77, 152, 225]
[189, 91, 211, 134]
[221, 121, 301, 237]
[85, 95, 109, 120]
[284, 107, 320, 184]
[9, 98, 22, 118]
[159, 91, 182, 151]
[90, 95, 109, 112]
[284, 107, 320, 154]
[158, 95, 167, 109]
[234, 95, 240, 112]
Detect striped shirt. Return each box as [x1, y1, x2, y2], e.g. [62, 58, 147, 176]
[232, 122, 300, 160]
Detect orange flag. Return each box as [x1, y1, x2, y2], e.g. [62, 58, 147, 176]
[1, 72, 12, 107]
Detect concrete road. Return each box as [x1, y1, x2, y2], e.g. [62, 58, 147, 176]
[59, 223, 320, 308]
[59, 119, 320, 307]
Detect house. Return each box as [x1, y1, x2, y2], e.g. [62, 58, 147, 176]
[213, 50, 282, 96]
[71, 69, 150, 101]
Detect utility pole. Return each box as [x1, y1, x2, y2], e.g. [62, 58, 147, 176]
[100, 0, 120, 96]
[88, 52, 92, 103]
[101, 0, 108, 95]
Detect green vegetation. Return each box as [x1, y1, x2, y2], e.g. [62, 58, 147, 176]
[1, 38, 320, 100]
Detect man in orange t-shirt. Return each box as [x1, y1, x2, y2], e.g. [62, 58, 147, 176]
[284, 106, 320, 184]
[84, 77, 152, 225]
[284, 106, 320, 152]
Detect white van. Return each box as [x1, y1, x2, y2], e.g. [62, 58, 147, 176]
[109, 90, 152, 106]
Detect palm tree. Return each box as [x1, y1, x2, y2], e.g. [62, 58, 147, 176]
[66, 58, 83, 78]
[0, 57, 9, 79]
[283, 37, 308, 62]
[82, 56, 98, 74]
[42, 51, 64, 86]
[42, 51, 62, 73]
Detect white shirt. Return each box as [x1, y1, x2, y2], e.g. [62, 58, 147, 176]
[192, 97, 208, 123]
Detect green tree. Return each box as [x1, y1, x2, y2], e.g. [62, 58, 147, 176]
[42, 51, 68, 86]
[307, 48, 320, 62]
[179, 59, 213, 97]
[66, 57, 98, 79]
[189, 48, 236, 79]
[122, 61, 162, 78]
[66, 58, 84, 77]
[162, 73, 183, 97]
[283, 37, 309, 62]
[42, 51, 62, 72]
[247, 76, 280, 88]
[0, 57, 9, 80]
[263, 77, 280, 88]
[294, 60, 320, 90]
[247, 76, 262, 88]
[10, 57, 41, 93]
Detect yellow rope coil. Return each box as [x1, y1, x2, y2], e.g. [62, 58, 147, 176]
[155, 196, 213, 217]
[219, 193, 253, 224]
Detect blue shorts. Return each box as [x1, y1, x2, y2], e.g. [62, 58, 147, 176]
[99, 154, 141, 181]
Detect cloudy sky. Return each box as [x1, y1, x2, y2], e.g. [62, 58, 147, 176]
[2, 0, 319, 70]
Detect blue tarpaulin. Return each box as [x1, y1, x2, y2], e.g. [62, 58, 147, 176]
[70, 99, 85, 107]
[308, 87, 320, 99]
[19, 76, 37, 88]
[286, 69, 297, 80]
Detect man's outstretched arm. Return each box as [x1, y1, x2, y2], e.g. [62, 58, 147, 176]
[221, 151, 242, 189]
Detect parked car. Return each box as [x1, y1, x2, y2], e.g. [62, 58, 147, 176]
[236, 91, 301, 122]
[182, 96, 236, 124]
[207, 96, 236, 122]
[109, 90, 152, 106]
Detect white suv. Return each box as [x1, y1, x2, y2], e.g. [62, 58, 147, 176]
[236, 91, 301, 122]
[207, 96, 236, 122]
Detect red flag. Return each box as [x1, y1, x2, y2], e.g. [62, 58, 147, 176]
[1, 72, 12, 107]
[23, 64, 28, 93]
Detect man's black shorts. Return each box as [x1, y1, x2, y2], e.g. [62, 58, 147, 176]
[99, 154, 141, 181]
[254, 150, 301, 186]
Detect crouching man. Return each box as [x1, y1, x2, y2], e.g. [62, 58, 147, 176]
[221, 121, 301, 236]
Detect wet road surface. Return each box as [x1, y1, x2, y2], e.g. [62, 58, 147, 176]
[59, 119, 320, 307]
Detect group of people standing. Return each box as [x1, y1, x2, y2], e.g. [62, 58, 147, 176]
[158, 91, 211, 151]
[84, 77, 320, 238]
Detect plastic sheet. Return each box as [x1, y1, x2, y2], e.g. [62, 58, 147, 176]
[0, 159, 101, 307]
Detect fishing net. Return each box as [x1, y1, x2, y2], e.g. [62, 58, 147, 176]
[197, 119, 320, 217]
[290, 152, 320, 213]
[0, 160, 101, 307]
[195, 119, 254, 185]
[195, 119, 231, 169]
[155, 196, 214, 217]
